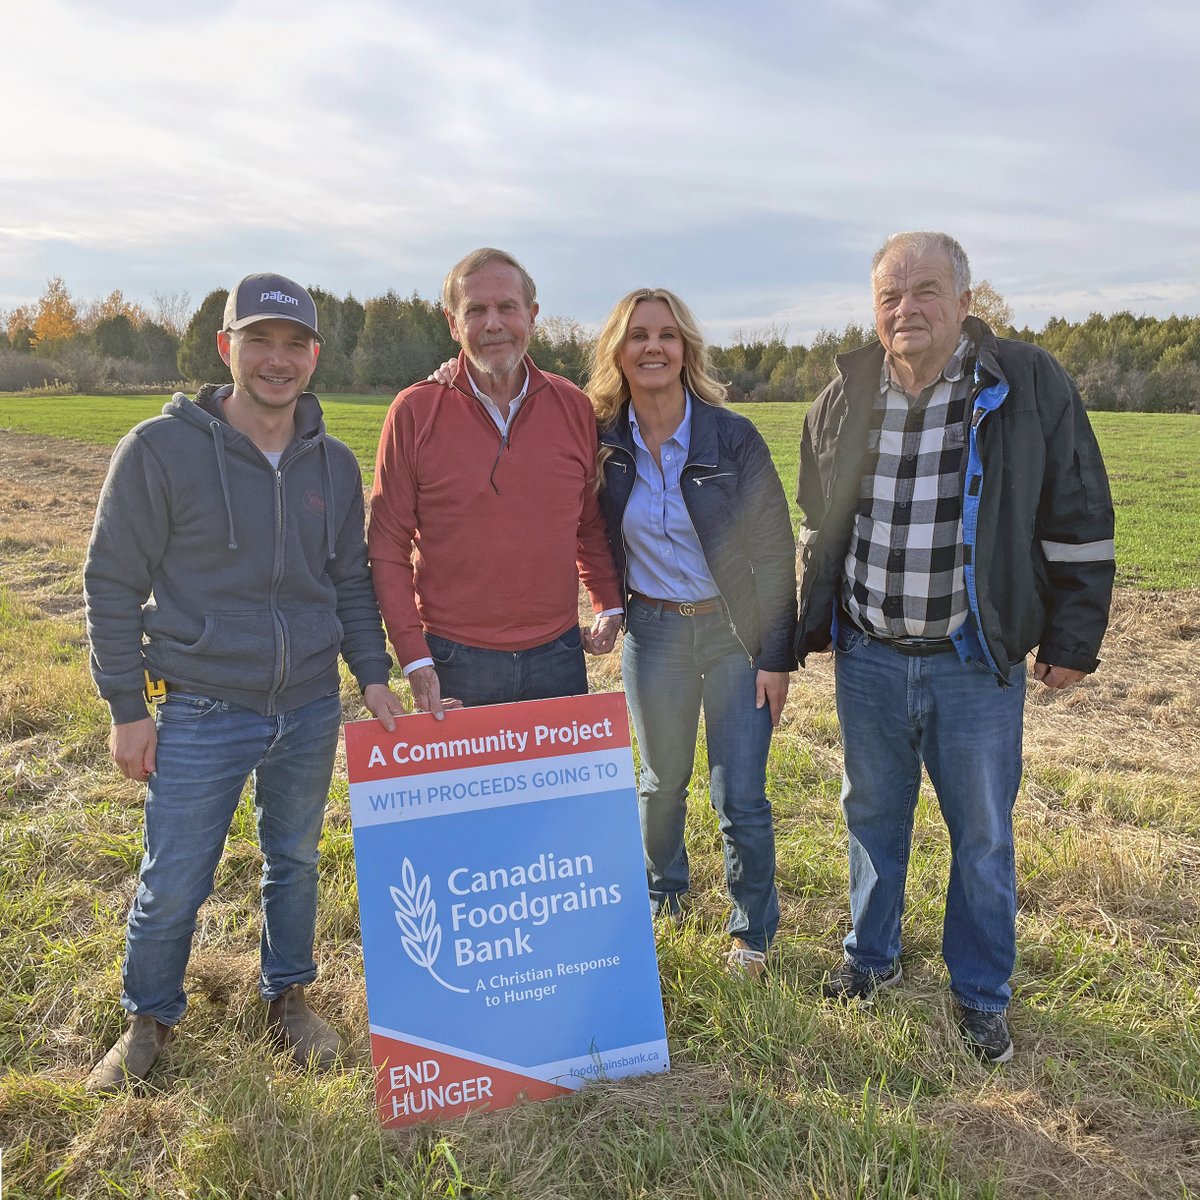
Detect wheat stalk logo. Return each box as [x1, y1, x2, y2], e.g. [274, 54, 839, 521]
[390, 857, 468, 994]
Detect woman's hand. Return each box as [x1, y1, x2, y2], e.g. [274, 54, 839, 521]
[755, 670, 790, 727]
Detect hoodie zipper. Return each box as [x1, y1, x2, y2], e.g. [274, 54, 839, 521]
[270, 468, 286, 707]
[266, 440, 317, 708]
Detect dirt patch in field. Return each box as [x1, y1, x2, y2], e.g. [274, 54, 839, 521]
[1024, 588, 1200, 783]
[0, 432, 114, 622]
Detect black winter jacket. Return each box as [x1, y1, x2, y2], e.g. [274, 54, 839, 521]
[598, 398, 798, 673]
[794, 317, 1115, 681]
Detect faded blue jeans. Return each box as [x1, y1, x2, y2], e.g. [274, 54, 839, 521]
[833, 624, 1026, 1011]
[121, 690, 343, 1025]
[622, 596, 779, 952]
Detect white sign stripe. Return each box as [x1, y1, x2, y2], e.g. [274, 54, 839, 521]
[351, 748, 635, 826]
[370, 1023, 669, 1089]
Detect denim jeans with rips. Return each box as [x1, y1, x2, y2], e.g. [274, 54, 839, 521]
[120, 690, 343, 1026]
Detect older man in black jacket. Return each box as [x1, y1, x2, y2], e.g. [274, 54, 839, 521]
[794, 231, 1114, 1063]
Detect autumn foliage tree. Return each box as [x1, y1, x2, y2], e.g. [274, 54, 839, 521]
[970, 279, 1014, 332]
[31, 277, 81, 352]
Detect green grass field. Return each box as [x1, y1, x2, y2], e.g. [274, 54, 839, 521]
[0, 395, 1197, 1198]
[1, 394, 1197, 589]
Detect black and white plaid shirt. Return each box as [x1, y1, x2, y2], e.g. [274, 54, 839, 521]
[842, 333, 975, 640]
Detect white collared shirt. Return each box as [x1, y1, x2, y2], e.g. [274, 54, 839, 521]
[464, 362, 530, 435]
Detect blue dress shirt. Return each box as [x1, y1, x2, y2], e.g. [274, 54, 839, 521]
[623, 393, 719, 601]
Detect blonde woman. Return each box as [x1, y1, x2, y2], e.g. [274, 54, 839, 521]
[587, 289, 797, 977]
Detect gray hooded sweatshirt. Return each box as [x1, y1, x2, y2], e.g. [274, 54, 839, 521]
[84, 384, 392, 724]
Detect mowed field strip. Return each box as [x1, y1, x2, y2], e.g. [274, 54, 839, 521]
[1, 394, 1197, 588]
[0, 394, 1198, 1199]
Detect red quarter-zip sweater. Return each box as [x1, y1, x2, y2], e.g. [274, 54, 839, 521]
[368, 353, 622, 668]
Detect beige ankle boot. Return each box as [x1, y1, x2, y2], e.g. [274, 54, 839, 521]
[86, 1015, 173, 1093]
[266, 985, 343, 1070]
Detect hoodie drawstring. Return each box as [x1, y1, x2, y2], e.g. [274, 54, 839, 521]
[210, 419, 239, 550]
[320, 440, 337, 560]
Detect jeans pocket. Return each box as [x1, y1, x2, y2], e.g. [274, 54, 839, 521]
[555, 625, 583, 650]
[630, 599, 657, 623]
[834, 624, 866, 654]
[157, 692, 223, 722]
[425, 634, 459, 665]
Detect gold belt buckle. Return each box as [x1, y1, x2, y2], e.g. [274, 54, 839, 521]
[678, 601, 697, 616]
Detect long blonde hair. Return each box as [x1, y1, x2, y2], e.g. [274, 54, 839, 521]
[586, 288, 727, 429]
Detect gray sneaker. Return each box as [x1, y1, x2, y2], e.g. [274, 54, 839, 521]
[821, 958, 902, 1003]
[955, 1002, 1013, 1064]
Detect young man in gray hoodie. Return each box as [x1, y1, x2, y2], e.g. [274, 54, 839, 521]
[83, 273, 405, 1091]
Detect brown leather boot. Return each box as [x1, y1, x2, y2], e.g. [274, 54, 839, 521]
[266, 985, 343, 1070]
[723, 938, 768, 982]
[86, 1016, 173, 1093]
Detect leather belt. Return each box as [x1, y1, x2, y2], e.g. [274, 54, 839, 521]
[629, 591, 721, 617]
[879, 636, 956, 657]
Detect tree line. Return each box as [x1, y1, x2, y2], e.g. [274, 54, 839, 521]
[2, 277, 1197, 413]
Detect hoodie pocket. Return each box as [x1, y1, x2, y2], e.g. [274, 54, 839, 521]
[150, 610, 277, 692]
[281, 608, 345, 686]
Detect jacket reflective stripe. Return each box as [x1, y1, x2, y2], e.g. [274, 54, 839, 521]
[1040, 538, 1115, 562]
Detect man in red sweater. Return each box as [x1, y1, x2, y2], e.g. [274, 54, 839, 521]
[369, 248, 623, 716]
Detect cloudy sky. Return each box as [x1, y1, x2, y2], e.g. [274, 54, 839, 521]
[5, 0, 1199, 343]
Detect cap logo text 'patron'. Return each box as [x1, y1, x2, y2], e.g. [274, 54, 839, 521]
[261, 290, 300, 306]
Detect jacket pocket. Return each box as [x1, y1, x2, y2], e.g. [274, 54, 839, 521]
[691, 471, 736, 485]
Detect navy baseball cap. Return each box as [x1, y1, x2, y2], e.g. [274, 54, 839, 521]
[223, 272, 323, 342]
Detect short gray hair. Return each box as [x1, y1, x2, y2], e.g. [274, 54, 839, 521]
[441, 247, 537, 312]
[871, 231, 971, 294]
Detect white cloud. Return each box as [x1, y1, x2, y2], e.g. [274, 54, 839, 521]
[3, 0, 1199, 340]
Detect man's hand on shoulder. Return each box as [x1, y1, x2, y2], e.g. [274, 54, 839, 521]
[362, 682, 408, 732]
[1033, 662, 1088, 690]
[110, 717, 157, 781]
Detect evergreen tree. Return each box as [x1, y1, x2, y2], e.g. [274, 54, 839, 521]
[177, 289, 231, 385]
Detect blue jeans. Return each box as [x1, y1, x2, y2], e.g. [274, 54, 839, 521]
[833, 625, 1026, 1011]
[424, 626, 588, 708]
[121, 690, 343, 1025]
[622, 597, 779, 952]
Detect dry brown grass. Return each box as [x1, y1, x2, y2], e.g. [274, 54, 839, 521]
[1, 429, 1198, 1200]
